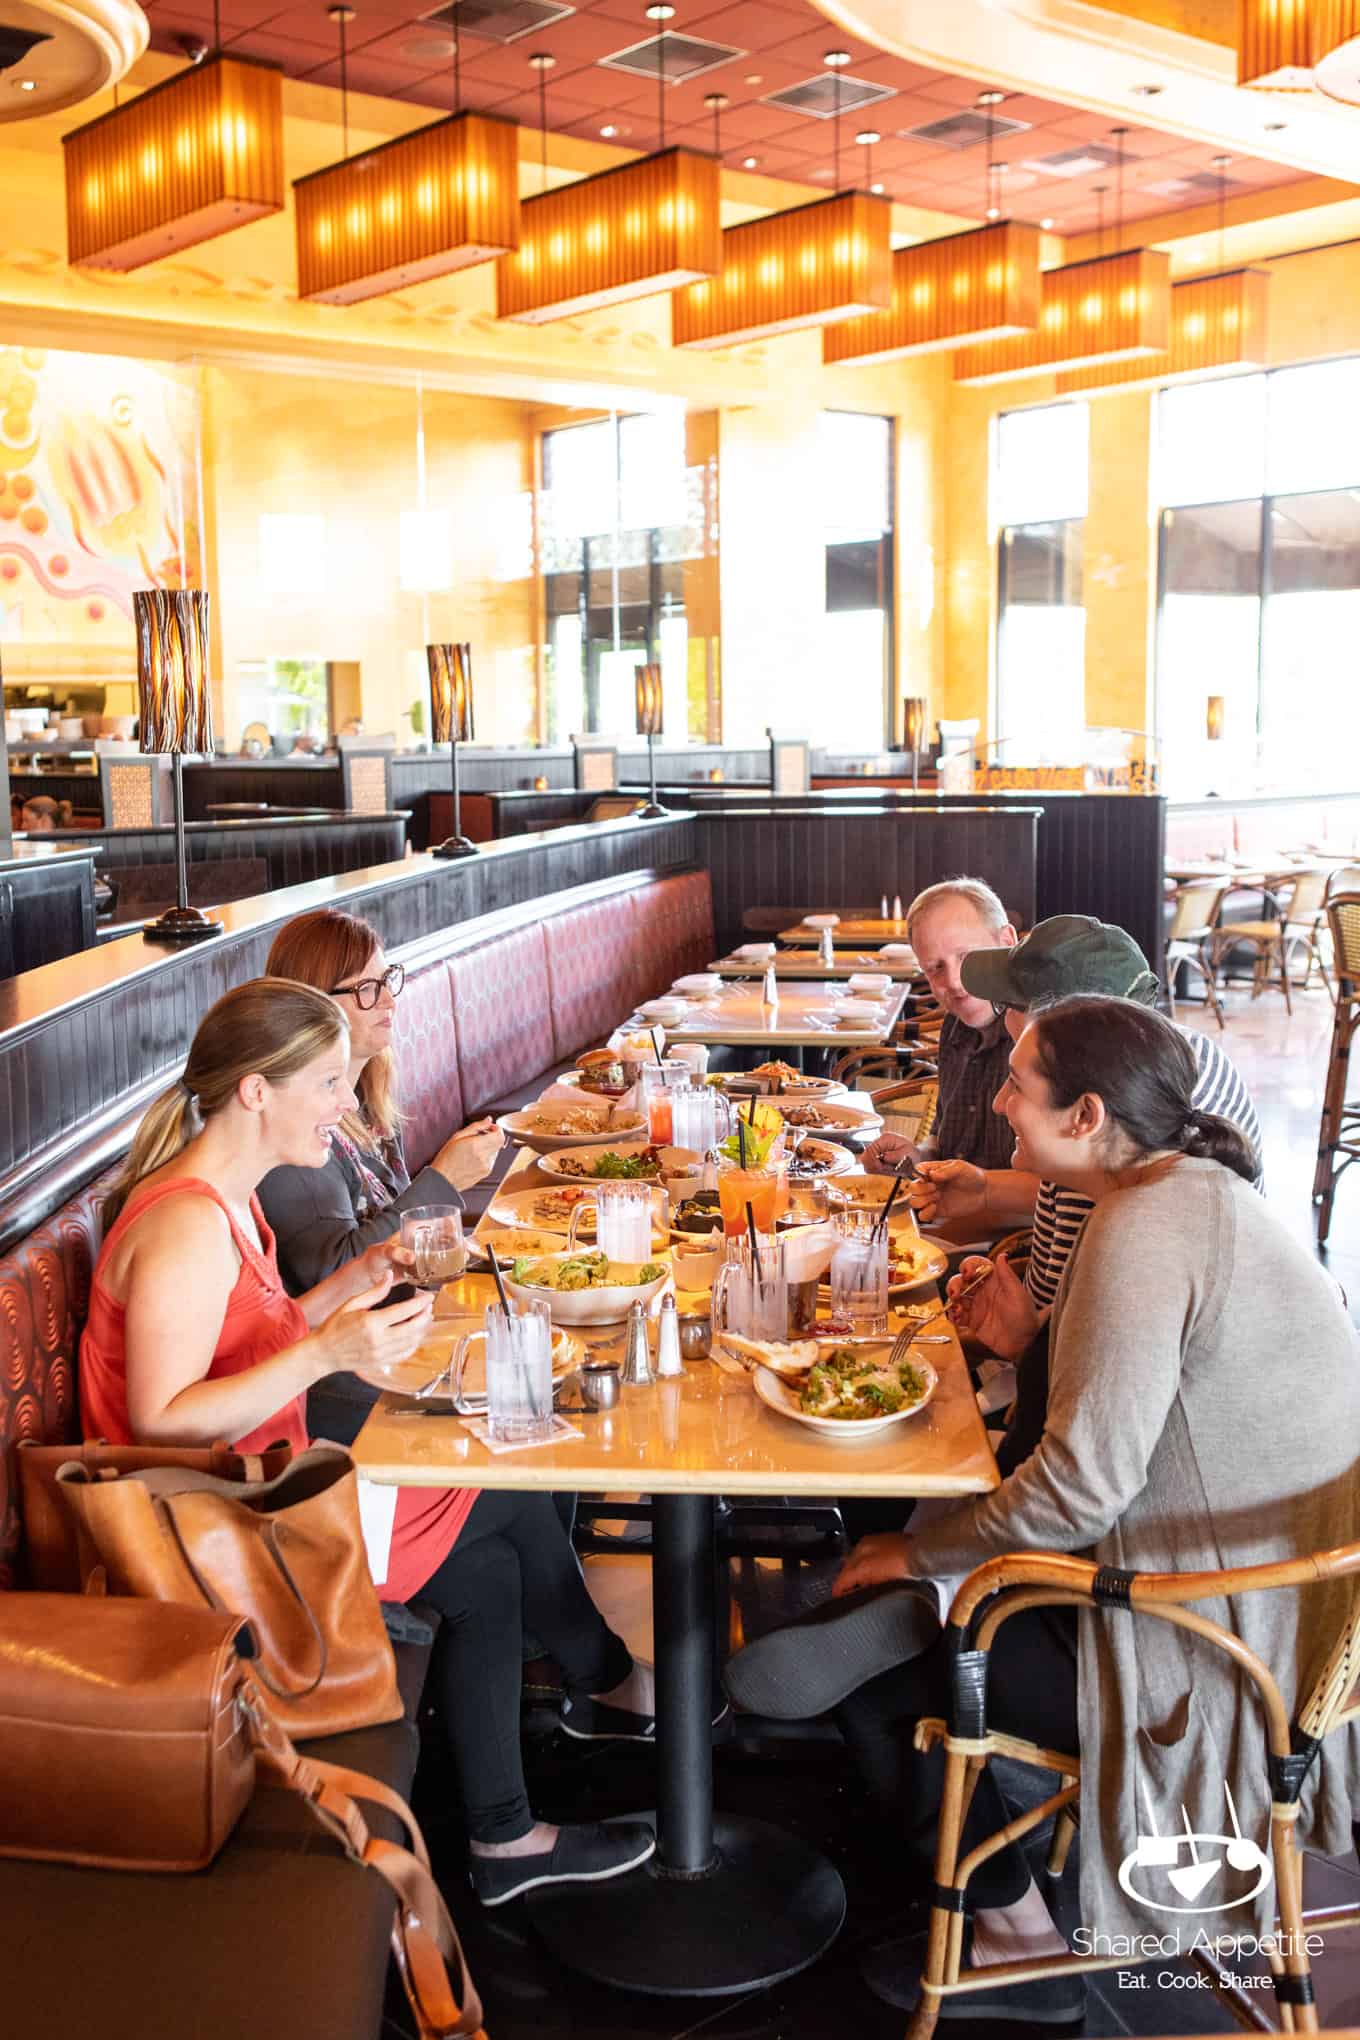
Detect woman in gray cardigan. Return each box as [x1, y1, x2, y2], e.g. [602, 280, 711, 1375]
[831, 996, 1360, 2019]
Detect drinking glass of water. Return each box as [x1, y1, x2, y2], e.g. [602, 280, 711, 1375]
[400, 1205, 466, 1291]
[484, 1299, 554, 1444]
[567, 1180, 655, 1262]
[829, 1210, 889, 1335]
[712, 1235, 788, 1343]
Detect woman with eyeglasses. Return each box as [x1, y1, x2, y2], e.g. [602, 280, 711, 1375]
[258, 910, 503, 1297]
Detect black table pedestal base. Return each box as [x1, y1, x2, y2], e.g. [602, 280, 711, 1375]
[527, 1811, 845, 1996]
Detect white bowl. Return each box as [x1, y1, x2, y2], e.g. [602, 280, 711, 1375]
[502, 1249, 670, 1325]
[878, 944, 915, 961]
[801, 913, 841, 930]
[638, 998, 687, 1024]
[537, 1140, 667, 1183]
[672, 974, 723, 996]
[752, 1358, 937, 1440]
[497, 1106, 645, 1156]
[847, 973, 891, 994]
[833, 998, 884, 1024]
[734, 942, 775, 960]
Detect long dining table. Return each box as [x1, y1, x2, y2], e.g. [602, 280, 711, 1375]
[350, 1150, 999, 1997]
[649, 976, 910, 1053]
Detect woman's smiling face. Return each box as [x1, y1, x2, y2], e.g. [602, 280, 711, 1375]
[993, 1021, 1075, 1180]
[265, 1036, 358, 1167]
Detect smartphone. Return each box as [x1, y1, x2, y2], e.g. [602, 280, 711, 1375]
[370, 1281, 417, 1310]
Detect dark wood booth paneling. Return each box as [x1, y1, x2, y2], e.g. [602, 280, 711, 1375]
[0, 845, 98, 975]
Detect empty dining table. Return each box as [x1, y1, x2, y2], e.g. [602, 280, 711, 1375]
[778, 916, 912, 948]
[653, 978, 909, 1051]
[709, 947, 920, 980]
[349, 1206, 998, 1996]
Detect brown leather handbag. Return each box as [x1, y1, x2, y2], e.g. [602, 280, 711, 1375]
[0, 1596, 484, 2040]
[18, 1437, 294, 1592]
[55, 1443, 402, 1737]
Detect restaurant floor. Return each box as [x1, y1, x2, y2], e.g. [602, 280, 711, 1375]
[401, 981, 1359, 2040]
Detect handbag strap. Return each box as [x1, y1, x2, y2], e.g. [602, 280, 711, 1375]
[155, 1501, 329, 1701]
[243, 1690, 484, 2039]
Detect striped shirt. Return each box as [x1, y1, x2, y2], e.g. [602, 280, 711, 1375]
[1024, 1030, 1265, 1309]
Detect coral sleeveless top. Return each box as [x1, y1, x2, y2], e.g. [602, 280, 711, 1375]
[79, 1177, 472, 1603]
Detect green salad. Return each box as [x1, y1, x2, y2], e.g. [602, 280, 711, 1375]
[510, 1252, 666, 1293]
[799, 1344, 930, 1421]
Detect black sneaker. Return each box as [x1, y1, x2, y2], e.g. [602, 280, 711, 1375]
[862, 1926, 1086, 2024]
[558, 1694, 731, 1742]
[468, 1821, 656, 1907]
[722, 1583, 941, 1720]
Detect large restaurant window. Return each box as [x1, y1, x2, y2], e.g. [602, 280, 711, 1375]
[994, 402, 1089, 760]
[1155, 357, 1360, 794]
[540, 412, 700, 744]
[820, 411, 894, 749]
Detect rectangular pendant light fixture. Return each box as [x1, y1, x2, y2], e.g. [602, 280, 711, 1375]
[63, 56, 284, 272]
[673, 190, 892, 349]
[953, 247, 1172, 385]
[295, 110, 520, 305]
[824, 220, 1041, 366]
[1055, 268, 1271, 396]
[496, 147, 721, 323]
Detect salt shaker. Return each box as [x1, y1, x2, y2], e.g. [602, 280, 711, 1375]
[655, 1292, 684, 1377]
[761, 963, 779, 1007]
[880, 893, 889, 919]
[621, 1300, 654, 1386]
[892, 893, 903, 922]
[818, 925, 834, 967]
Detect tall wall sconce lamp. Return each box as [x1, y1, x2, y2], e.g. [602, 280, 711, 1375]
[903, 694, 928, 796]
[134, 588, 222, 943]
[427, 641, 477, 858]
[634, 662, 667, 818]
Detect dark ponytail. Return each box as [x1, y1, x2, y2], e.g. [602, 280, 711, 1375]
[1030, 996, 1256, 1184]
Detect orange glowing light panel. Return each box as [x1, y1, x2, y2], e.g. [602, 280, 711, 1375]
[295, 111, 520, 305]
[953, 247, 1172, 385]
[1238, 0, 1360, 88]
[1056, 268, 1271, 395]
[496, 147, 721, 323]
[824, 220, 1040, 366]
[63, 56, 284, 271]
[673, 190, 892, 349]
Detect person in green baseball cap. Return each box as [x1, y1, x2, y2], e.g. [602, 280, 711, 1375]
[897, 914, 1262, 1353]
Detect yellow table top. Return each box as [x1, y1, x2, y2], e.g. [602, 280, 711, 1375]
[658, 979, 907, 1049]
[779, 918, 911, 946]
[711, 950, 919, 981]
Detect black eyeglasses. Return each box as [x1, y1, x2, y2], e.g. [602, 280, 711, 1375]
[332, 963, 405, 1010]
[990, 999, 1021, 1020]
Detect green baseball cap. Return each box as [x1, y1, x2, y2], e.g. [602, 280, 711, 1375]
[960, 914, 1158, 1011]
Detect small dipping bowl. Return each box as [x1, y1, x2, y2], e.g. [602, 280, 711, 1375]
[677, 1312, 712, 1361]
[579, 1362, 622, 1410]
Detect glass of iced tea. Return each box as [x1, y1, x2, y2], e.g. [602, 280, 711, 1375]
[718, 1164, 788, 1238]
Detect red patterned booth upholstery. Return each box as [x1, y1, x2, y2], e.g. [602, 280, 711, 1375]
[0, 1171, 110, 1589]
[390, 960, 463, 1176]
[449, 923, 557, 1119]
[545, 890, 647, 1064]
[631, 871, 717, 990]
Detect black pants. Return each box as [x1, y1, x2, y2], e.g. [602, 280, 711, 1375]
[836, 1603, 1077, 1909]
[415, 1491, 633, 1844]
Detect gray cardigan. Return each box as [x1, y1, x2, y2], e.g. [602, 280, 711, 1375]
[911, 1156, 1360, 1945]
[258, 1130, 460, 1297]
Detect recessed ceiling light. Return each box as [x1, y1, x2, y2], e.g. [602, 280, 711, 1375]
[855, 129, 880, 145]
[1040, 216, 1054, 229]
[823, 49, 852, 67]
[600, 124, 618, 136]
[1130, 82, 1163, 96]
[976, 89, 1005, 106]
[743, 155, 759, 168]
[15, 78, 37, 90]
[870, 180, 884, 193]
[744, 73, 762, 84]
[1265, 120, 1287, 131]
[645, 3, 675, 17]
[986, 205, 1000, 219]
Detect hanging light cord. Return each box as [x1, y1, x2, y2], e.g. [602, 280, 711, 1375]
[833, 68, 841, 190]
[1094, 184, 1106, 256]
[1214, 155, 1230, 272]
[538, 65, 549, 188]
[453, 7, 461, 114]
[712, 99, 721, 153]
[658, 28, 666, 147]
[1111, 128, 1127, 254]
[212, 0, 221, 56]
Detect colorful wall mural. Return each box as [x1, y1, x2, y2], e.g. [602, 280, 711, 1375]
[0, 347, 201, 671]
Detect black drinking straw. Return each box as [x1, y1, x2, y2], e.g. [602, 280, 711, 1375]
[738, 1116, 748, 1168]
[650, 1026, 665, 1065]
[486, 1241, 511, 1313]
[745, 1200, 762, 1278]
[872, 1175, 903, 1243]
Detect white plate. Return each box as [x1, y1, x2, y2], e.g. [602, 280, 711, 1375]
[638, 999, 687, 1023]
[722, 1071, 846, 1101]
[503, 1250, 670, 1325]
[801, 914, 841, 930]
[733, 943, 775, 960]
[831, 997, 886, 1022]
[847, 974, 892, 994]
[752, 1359, 937, 1439]
[537, 1141, 667, 1184]
[779, 1136, 856, 1179]
[672, 974, 723, 995]
[376, 1322, 578, 1401]
[776, 1100, 884, 1137]
[497, 1107, 646, 1156]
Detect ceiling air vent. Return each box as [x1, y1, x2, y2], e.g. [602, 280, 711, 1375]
[903, 110, 1030, 150]
[600, 32, 746, 83]
[1030, 142, 1124, 177]
[763, 74, 895, 118]
[420, 0, 575, 46]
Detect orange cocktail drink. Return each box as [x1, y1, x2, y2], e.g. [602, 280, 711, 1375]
[718, 1165, 788, 1238]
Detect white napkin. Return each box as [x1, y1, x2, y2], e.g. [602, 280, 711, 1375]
[781, 1223, 837, 1282]
[878, 944, 914, 960]
[848, 973, 891, 994]
[534, 1080, 643, 1120]
[457, 1412, 583, 1454]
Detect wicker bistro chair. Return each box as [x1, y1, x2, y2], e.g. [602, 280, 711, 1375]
[1166, 880, 1229, 1027]
[1278, 869, 1335, 1000]
[905, 1545, 1360, 2040]
[1313, 890, 1360, 1246]
[1205, 872, 1336, 1016]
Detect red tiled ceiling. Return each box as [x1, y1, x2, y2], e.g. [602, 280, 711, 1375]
[137, 0, 1309, 228]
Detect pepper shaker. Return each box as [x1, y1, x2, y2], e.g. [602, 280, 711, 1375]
[621, 1300, 654, 1386]
[761, 962, 779, 1007]
[655, 1292, 684, 1377]
[892, 893, 903, 922]
[818, 925, 834, 967]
